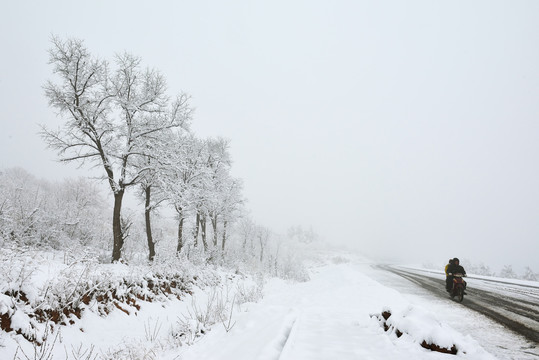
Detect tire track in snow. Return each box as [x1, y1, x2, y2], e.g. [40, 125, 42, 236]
[276, 316, 297, 360]
[257, 312, 298, 360]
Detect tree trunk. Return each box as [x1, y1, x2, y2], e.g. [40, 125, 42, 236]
[242, 228, 248, 252]
[177, 217, 185, 253]
[258, 231, 265, 262]
[222, 220, 227, 251]
[201, 215, 208, 252]
[112, 189, 125, 262]
[145, 185, 155, 262]
[211, 214, 218, 247]
[194, 211, 200, 247]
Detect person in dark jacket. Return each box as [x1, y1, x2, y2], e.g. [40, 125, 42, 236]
[446, 258, 466, 292]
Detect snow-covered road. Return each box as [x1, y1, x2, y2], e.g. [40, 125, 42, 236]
[173, 258, 536, 360]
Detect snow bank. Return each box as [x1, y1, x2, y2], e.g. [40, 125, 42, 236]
[374, 306, 459, 354]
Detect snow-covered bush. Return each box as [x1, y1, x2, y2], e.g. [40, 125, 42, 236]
[235, 278, 263, 305]
[275, 252, 310, 282]
[171, 290, 237, 344]
[331, 255, 350, 264]
[102, 340, 158, 360]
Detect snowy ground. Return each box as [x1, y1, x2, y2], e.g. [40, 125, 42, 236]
[171, 255, 537, 360]
[2, 253, 537, 359]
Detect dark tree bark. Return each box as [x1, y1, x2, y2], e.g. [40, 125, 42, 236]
[177, 217, 184, 253]
[242, 231, 248, 251]
[194, 211, 200, 247]
[176, 206, 184, 253]
[222, 220, 227, 251]
[258, 230, 266, 263]
[144, 185, 155, 262]
[211, 214, 218, 247]
[200, 215, 208, 252]
[112, 190, 125, 262]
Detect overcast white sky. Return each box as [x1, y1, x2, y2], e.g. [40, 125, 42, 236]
[1, 1, 538, 271]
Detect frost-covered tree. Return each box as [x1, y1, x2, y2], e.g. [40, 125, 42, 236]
[135, 126, 189, 261]
[163, 134, 208, 254]
[42, 36, 191, 262]
[479, 263, 493, 276]
[521, 266, 538, 281]
[138, 153, 161, 262]
[189, 137, 245, 255]
[499, 265, 517, 279]
[185, 138, 227, 253]
[205, 138, 232, 248]
[136, 147, 168, 262]
[163, 137, 245, 257]
[238, 217, 256, 252]
[257, 226, 271, 262]
[0, 168, 42, 244]
[46, 177, 108, 247]
[218, 178, 244, 251]
[201, 138, 245, 252]
[466, 262, 493, 276]
[287, 225, 320, 244]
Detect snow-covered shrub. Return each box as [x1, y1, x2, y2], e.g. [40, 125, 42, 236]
[12, 323, 61, 360]
[169, 272, 263, 347]
[235, 281, 263, 304]
[171, 286, 230, 346]
[275, 252, 310, 282]
[102, 339, 158, 360]
[64, 343, 98, 360]
[0, 249, 39, 297]
[287, 225, 320, 244]
[171, 316, 208, 347]
[331, 255, 350, 264]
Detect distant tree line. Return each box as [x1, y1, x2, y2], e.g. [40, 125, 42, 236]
[0, 167, 108, 250]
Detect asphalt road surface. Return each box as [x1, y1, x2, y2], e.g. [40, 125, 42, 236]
[380, 265, 539, 345]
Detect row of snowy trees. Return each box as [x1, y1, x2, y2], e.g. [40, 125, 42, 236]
[459, 260, 537, 281]
[499, 265, 537, 281]
[0, 165, 313, 281]
[41, 36, 243, 262]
